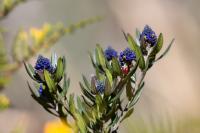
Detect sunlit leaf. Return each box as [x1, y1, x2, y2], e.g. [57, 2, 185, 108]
[127, 33, 145, 70]
[55, 57, 64, 82]
[44, 70, 55, 93]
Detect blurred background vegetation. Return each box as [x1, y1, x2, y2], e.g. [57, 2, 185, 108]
[0, 0, 200, 132]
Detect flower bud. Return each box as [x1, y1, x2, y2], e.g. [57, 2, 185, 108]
[104, 46, 118, 61]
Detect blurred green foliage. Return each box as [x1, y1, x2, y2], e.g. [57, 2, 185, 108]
[0, 0, 25, 19]
[0, 0, 102, 111]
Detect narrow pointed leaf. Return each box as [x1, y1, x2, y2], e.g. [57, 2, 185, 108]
[77, 97, 85, 113]
[129, 82, 145, 108]
[55, 57, 64, 82]
[24, 62, 35, 80]
[69, 94, 76, 113]
[62, 74, 70, 96]
[121, 108, 134, 122]
[82, 75, 91, 90]
[105, 78, 112, 96]
[126, 80, 134, 101]
[127, 34, 145, 70]
[80, 82, 95, 102]
[88, 51, 96, 68]
[155, 38, 174, 62]
[75, 113, 87, 133]
[151, 33, 164, 55]
[44, 70, 55, 92]
[112, 58, 122, 76]
[96, 44, 106, 68]
[105, 68, 113, 86]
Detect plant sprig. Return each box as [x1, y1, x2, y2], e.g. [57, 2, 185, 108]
[25, 25, 174, 133]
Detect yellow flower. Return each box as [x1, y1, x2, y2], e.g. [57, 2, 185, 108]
[44, 119, 74, 133]
[0, 94, 10, 110]
[30, 28, 45, 45]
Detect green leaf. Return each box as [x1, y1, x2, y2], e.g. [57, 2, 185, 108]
[155, 38, 174, 62]
[146, 34, 164, 69]
[82, 75, 91, 91]
[109, 115, 120, 128]
[77, 97, 85, 113]
[80, 82, 95, 102]
[44, 70, 55, 93]
[126, 80, 134, 101]
[127, 34, 145, 70]
[24, 62, 35, 80]
[69, 94, 76, 113]
[112, 57, 122, 76]
[110, 85, 126, 103]
[121, 108, 134, 122]
[152, 33, 164, 55]
[96, 44, 106, 68]
[55, 57, 64, 82]
[122, 30, 128, 41]
[88, 51, 96, 68]
[91, 75, 97, 94]
[75, 113, 87, 133]
[105, 68, 113, 86]
[95, 94, 103, 105]
[81, 95, 93, 107]
[129, 82, 145, 108]
[27, 81, 40, 97]
[95, 95, 104, 118]
[61, 74, 70, 96]
[105, 77, 112, 96]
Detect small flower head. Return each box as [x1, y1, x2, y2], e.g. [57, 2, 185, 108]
[104, 47, 118, 61]
[38, 84, 43, 95]
[119, 48, 136, 65]
[140, 25, 157, 47]
[35, 55, 54, 73]
[95, 80, 105, 94]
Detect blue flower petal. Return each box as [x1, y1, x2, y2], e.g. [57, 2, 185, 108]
[104, 47, 118, 61]
[95, 80, 105, 94]
[119, 48, 136, 65]
[35, 55, 55, 73]
[140, 25, 157, 47]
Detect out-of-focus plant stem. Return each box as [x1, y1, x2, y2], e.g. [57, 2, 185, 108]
[1, 16, 102, 76]
[111, 70, 146, 132]
[0, 0, 26, 20]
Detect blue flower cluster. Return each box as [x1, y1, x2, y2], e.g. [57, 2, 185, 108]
[38, 84, 43, 95]
[140, 25, 157, 47]
[95, 80, 105, 94]
[104, 47, 118, 61]
[119, 48, 136, 65]
[34, 55, 54, 73]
